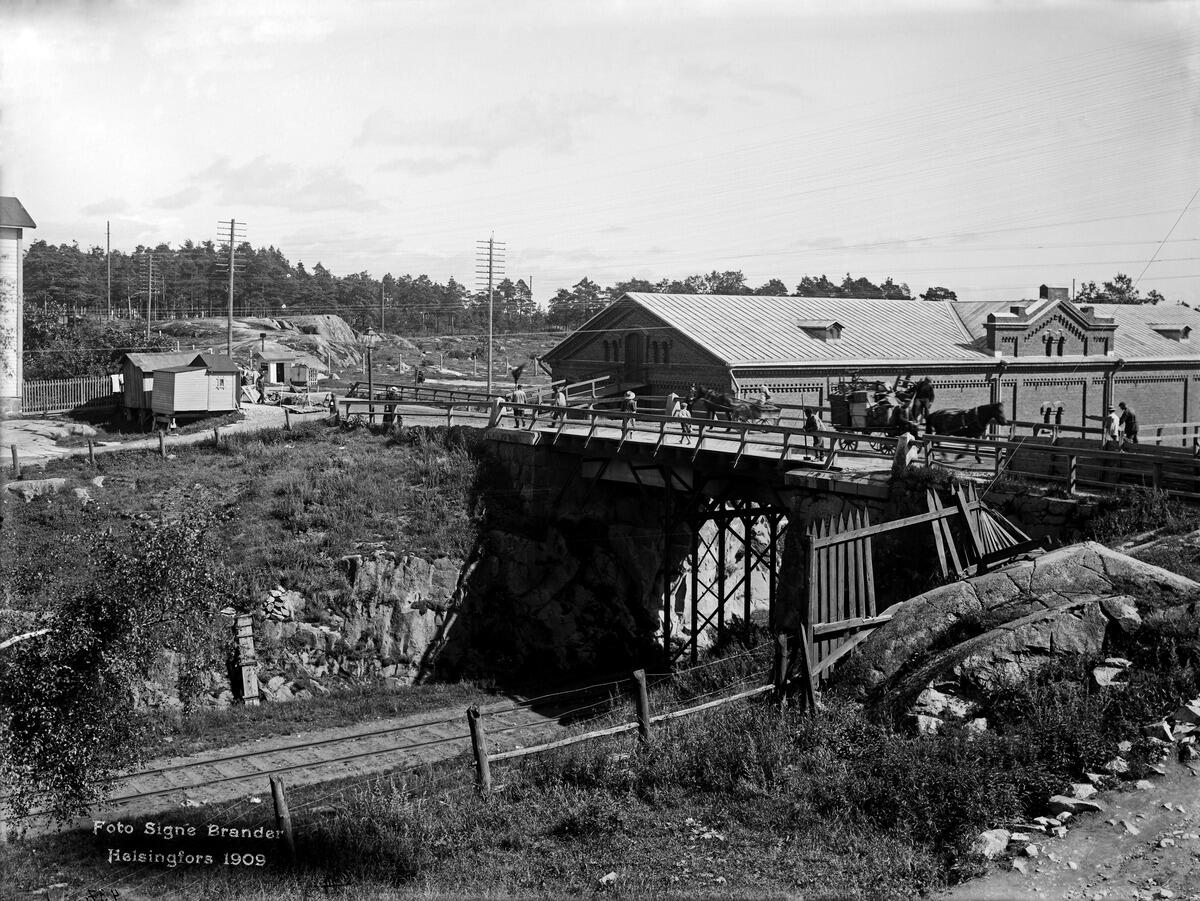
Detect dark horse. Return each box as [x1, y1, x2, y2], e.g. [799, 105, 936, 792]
[689, 388, 768, 423]
[925, 402, 1008, 461]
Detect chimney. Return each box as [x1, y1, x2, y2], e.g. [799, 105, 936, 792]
[1039, 285, 1069, 302]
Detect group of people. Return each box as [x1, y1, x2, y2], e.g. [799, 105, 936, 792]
[506, 383, 569, 428]
[1103, 402, 1139, 451]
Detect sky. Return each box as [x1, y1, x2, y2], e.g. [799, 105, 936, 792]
[1, 0, 1198, 307]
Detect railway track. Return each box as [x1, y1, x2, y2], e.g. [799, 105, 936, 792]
[95, 700, 571, 818]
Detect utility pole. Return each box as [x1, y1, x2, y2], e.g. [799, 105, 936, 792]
[217, 219, 246, 357]
[106, 221, 112, 320]
[475, 236, 506, 395]
[380, 282, 386, 333]
[146, 253, 153, 341]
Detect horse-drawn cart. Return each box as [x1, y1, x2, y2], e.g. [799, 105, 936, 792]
[828, 374, 919, 451]
[688, 389, 782, 425]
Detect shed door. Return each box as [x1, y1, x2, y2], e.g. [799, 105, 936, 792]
[624, 333, 644, 380]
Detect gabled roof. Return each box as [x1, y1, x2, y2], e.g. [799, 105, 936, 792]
[573, 293, 987, 367]
[194, 352, 239, 373]
[0, 196, 36, 229]
[953, 300, 1200, 360]
[157, 365, 208, 374]
[122, 351, 201, 372]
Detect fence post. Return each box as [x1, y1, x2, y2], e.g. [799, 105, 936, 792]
[631, 669, 652, 745]
[772, 632, 789, 710]
[87, 439, 95, 466]
[1153, 461, 1163, 490]
[158, 430, 167, 459]
[1067, 455, 1078, 495]
[269, 776, 296, 863]
[447, 405, 454, 428]
[10, 444, 18, 478]
[283, 407, 291, 431]
[467, 705, 492, 792]
[213, 428, 220, 447]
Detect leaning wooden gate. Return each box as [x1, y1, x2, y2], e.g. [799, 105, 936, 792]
[792, 484, 1043, 689]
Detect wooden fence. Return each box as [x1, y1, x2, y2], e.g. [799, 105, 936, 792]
[22, 377, 118, 415]
[484, 400, 1200, 502]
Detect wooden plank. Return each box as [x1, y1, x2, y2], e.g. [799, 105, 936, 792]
[927, 489, 950, 578]
[811, 610, 896, 639]
[804, 522, 818, 663]
[955, 486, 986, 565]
[847, 509, 861, 624]
[489, 720, 641, 761]
[811, 627, 876, 677]
[832, 513, 845, 664]
[810, 506, 960, 549]
[862, 508, 877, 618]
[978, 537, 1046, 570]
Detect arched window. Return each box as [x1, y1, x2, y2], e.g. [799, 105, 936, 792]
[1057, 336, 1065, 356]
[1044, 335, 1053, 357]
[652, 342, 660, 365]
[603, 341, 610, 363]
[613, 341, 620, 363]
[663, 342, 671, 367]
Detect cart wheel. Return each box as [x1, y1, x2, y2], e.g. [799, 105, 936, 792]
[869, 437, 890, 453]
[838, 437, 859, 451]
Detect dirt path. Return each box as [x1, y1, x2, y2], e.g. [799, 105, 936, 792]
[944, 760, 1200, 901]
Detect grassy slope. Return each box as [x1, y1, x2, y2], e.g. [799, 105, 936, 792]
[2, 422, 495, 758]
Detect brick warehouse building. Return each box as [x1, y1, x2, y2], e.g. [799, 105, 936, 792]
[541, 287, 1200, 430]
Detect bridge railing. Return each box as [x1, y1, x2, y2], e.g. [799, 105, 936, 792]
[485, 400, 1200, 500]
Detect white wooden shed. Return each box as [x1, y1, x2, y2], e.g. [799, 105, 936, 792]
[149, 353, 240, 416]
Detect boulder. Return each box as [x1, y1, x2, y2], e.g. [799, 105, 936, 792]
[1070, 783, 1098, 800]
[1047, 795, 1105, 816]
[971, 828, 1010, 860]
[857, 543, 1199, 687]
[71, 487, 92, 507]
[5, 478, 68, 502]
[1092, 666, 1127, 688]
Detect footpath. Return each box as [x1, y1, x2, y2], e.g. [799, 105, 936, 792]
[944, 761, 1200, 900]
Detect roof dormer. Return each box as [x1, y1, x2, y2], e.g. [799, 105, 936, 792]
[796, 319, 843, 341]
[1150, 323, 1192, 342]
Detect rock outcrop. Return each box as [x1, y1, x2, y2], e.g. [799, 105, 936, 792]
[859, 541, 1198, 690]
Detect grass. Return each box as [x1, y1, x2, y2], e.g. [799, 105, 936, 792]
[9, 611, 1199, 900]
[4, 421, 485, 606]
[1085, 486, 1200, 543]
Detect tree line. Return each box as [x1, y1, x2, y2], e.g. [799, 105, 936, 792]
[20, 237, 1171, 379]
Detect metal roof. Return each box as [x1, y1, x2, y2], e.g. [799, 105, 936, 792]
[122, 351, 202, 372]
[157, 365, 207, 374]
[620, 293, 986, 367]
[0, 196, 36, 229]
[951, 300, 1200, 361]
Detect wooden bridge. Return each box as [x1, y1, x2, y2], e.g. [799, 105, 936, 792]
[469, 396, 1200, 676]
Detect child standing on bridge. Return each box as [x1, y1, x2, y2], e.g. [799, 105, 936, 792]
[673, 400, 693, 443]
[551, 387, 568, 424]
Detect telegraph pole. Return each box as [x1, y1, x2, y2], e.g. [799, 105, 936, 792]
[217, 219, 246, 357]
[146, 253, 153, 341]
[475, 236, 506, 395]
[106, 221, 112, 320]
[380, 283, 386, 333]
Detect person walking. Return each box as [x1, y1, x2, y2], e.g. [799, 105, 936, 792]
[511, 383, 528, 428]
[551, 386, 568, 424]
[620, 389, 638, 434]
[1103, 405, 1122, 451]
[1118, 402, 1138, 446]
[803, 406, 827, 460]
[673, 400, 693, 443]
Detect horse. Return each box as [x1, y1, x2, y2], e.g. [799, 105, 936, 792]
[925, 402, 1008, 462]
[690, 388, 767, 423]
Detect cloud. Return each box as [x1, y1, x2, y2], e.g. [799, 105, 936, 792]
[679, 61, 811, 102]
[80, 197, 130, 216]
[152, 156, 381, 213]
[361, 94, 617, 173]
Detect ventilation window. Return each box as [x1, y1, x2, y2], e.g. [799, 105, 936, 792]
[796, 319, 843, 341]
